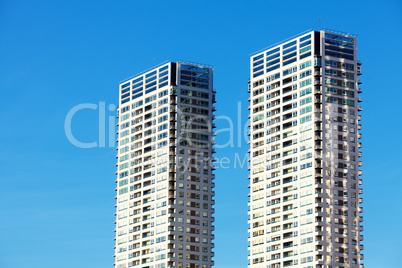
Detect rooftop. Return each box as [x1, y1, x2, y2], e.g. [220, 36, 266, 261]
[119, 60, 170, 84]
[323, 28, 358, 38]
[250, 29, 313, 57]
[250, 28, 358, 58]
[119, 60, 213, 84]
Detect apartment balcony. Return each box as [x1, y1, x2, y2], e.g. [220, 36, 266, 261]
[357, 79, 362, 85]
[314, 87, 322, 94]
[314, 79, 322, 86]
[271, 92, 281, 99]
[283, 86, 292, 95]
[315, 151, 322, 158]
[282, 122, 293, 130]
[283, 251, 294, 258]
[314, 97, 322, 104]
[282, 95, 293, 104]
[272, 109, 281, 116]
[142, 108, 152, 116]
[316, 235, 325, 244]
[315, 227, 324, 235]
[283, 260, 293, 267]
[282, 104, 293, 112]
[282, 114, 293, 121]
[358, 97, 362, 102]
[315, 207, 324, 215]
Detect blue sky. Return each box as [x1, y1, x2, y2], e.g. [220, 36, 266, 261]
[0, 0, 401, 267]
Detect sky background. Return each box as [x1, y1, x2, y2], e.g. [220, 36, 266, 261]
[0, 0, 401, 267]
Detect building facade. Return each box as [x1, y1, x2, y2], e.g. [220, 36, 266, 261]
[115, 61, 215, 268]
[248, 30, 363, 268]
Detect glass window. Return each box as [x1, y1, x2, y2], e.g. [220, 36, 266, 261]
[145, 71, 157, 78]
[283, 40, 297, 49]
[300, 34, 311, 42]
[266, 47, 280, 57]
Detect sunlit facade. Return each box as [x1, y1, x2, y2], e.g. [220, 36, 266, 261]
[248, 30, 364, 268]
[115, 61, 215, 268]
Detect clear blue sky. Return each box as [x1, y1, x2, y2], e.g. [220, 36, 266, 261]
[0, 0, 401, 267]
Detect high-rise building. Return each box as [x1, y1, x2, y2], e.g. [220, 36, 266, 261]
[115, 61, 215, 268]
[248, 30, 363, 268]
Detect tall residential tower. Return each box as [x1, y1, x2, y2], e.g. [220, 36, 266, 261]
[248, 30, 363, 268]
[115, 61, 215, 268]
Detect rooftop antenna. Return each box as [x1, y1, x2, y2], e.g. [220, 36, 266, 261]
[319, 16, 321, 31]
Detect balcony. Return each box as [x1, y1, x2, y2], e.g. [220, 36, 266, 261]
[283, 260, 293, 267]
[282, 77, 293, 86]
[283, 232, 293, 239]
[283, 242, 293, 249]
[283, 104, 293, 112]
[283, 114, 293, 121]
[357, 64, 362, 75]
[283, 95, 293, 103]
[314, 87, 322, 94]
[283, 122, 293, 130]
[314, 97, 322, 104]
[283, 86, 292, 95]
